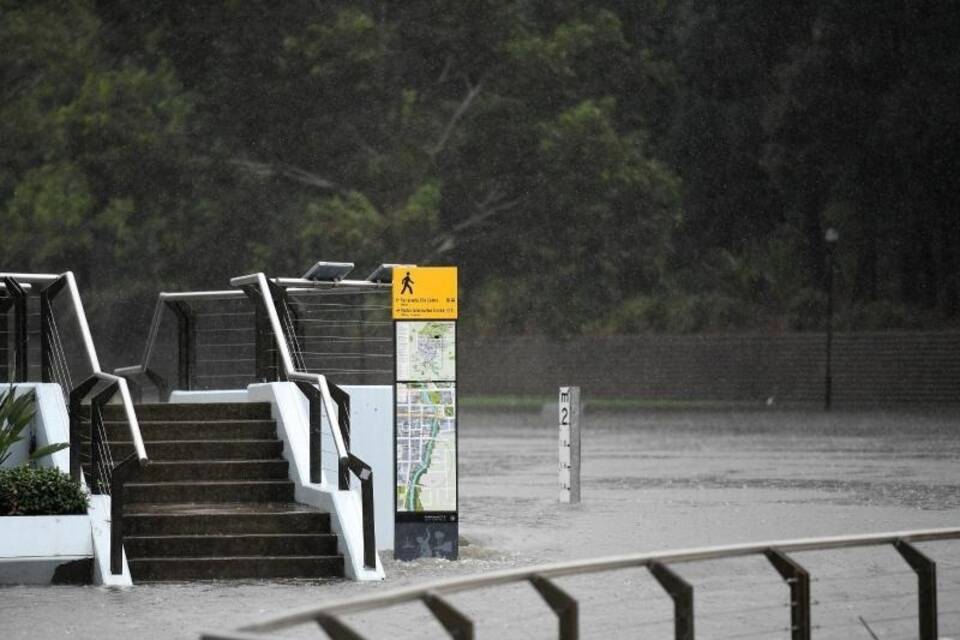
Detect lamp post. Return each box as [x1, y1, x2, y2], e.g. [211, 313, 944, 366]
[824, 227, 839, 410]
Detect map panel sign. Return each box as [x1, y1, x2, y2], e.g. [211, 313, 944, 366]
[395, 382, 457, 513]
[394, 266, 458, 560]
[396, 321, 456, 382]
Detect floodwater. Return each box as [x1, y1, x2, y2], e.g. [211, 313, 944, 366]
[4, 407, 960, 639]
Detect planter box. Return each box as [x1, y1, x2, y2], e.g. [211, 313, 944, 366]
[0, 514, 93, 584]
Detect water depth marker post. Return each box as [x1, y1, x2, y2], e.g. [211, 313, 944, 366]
[559, 386, 581, 503]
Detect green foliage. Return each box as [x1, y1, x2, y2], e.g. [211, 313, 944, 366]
[0, 388, 36, 466]
[0, 465, 88, 516]
[1, 0, 958, 344]
[0, 387, 69, 466]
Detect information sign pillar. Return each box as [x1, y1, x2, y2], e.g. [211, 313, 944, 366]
[393, 267, 459, 560]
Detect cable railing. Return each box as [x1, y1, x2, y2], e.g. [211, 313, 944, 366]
[114, 272, 383, 570]
[0, 272, 148, 576]
[200, 526, 960, 640]
[114, 290, 256, 400]
[283, 286, 394, 385]
[231, 272, 380, 569]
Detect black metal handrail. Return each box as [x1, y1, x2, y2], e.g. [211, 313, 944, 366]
[1, 272, 148, 577]
[200, 526, 960, 640]
[115, 290, 249, 400]
[232, 272, 380, 570]
[113, 273, 381, 571]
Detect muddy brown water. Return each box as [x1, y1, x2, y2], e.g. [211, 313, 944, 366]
[4, 408, 960, 639]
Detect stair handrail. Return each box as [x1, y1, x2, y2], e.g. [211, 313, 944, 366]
[230, 272, 380, 569]
[114, 290, 246, 399]
[0, 271, 147, 464]
[0, 271, 148, 576]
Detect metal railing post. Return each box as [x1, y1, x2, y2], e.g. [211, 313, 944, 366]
[530, 574, 578, 640]
[242, 286, 274, 382]
[267, 280, 294, 381]
[329, 381, 351, 490]
[316, 613, 367, 640]
[68, 375, 99, 482]
[2, 278, 28, 382]
[347, 454, 375, 569]
[765, 548, 810, 640]
[89, 382, 118, 494]
[0, 294, 9, 380]
[166, 301, 196, 390]
[110, 453, 140, 575]
[294, 380, 324, 484]
[143, 368, 169, 402]
[648, 561, 694, 640]
[422, 592, 474, 639]
[39, 276, 66, 384]
[894, 539, 938, 640]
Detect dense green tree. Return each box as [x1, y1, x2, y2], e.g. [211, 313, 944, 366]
[1, 0, 958, 359]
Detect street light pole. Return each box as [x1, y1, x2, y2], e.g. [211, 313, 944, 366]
[824, 227, 839, 411]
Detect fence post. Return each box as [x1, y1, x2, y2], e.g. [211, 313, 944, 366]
[765, 548, 811, 640]
[2, 278, 28, 382]
[39, 276, 66, 385]
[0, 293, 9, 380]
[893, 539, 938, 640]
[166, 301, 196, 391]
[530, 574, 578, 640]
[559, 386, 581, 504]
[649, 561, 694, 640]
[422, 592, 474, 639]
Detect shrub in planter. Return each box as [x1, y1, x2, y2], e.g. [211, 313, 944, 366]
[0, 466, 88, 516]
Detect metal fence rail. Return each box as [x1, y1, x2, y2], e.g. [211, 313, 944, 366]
[1, 271, 148, 576]
[200, 526, 960, 640]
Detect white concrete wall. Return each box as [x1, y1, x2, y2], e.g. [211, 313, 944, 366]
[0, 383, 69, 469]
[341, 385, 394, 550]
[0, 515, 92, 585]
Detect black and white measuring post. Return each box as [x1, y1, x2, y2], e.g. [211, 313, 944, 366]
[558, 386, 581, 503]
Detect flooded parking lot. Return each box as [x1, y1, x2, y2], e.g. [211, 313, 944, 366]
[4, 407, 960, 639]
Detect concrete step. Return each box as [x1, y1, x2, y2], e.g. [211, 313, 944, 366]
[105, 420, 277, 441]
[124, 480, 294, 503]
[123, 503, 331, 536]
[92, 439, 283, 461]
[132, 460, 289, 482]
[129, 555, 344, 581]
[125, 533, 338, 558]
[103, 402, 273, 422]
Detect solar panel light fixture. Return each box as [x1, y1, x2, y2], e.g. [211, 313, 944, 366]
[365, 263, 417, 284]
[301, 261, 355, 282]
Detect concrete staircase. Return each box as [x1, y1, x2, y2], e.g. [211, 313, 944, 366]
[94, 402, 343, 581]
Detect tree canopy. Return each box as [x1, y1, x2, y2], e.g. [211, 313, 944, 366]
[2, 0, 958, 357]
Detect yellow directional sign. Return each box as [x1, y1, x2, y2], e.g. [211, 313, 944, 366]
[392, 267, 458, 319]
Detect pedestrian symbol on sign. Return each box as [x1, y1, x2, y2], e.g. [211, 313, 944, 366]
[401, 271, 414, 295]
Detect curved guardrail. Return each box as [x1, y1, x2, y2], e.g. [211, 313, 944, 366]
[199, 526, 960, 640]
[1, 271, 148, 575]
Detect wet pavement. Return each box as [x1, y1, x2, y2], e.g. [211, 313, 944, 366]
[4, 407, 960, 639]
